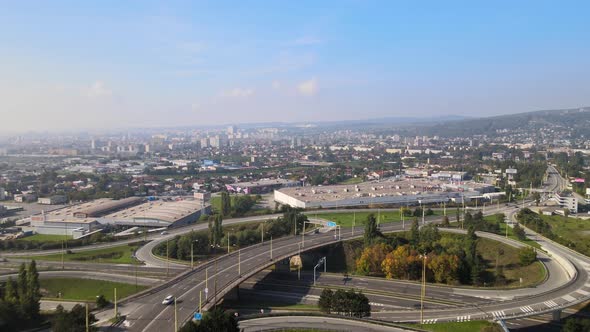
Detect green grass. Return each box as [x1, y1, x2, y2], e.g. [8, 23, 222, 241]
[26, 243, 141, 264]
[338, 177, 364, 185]
[540, 214, 590, 256]
[410, 321, 501, 332]
[477, 237, 546, 288]
[40, 277, 146, 301]
[313, 210, 443, 227]
[481, 216, 542, 250]
[16, 234, 72, 243]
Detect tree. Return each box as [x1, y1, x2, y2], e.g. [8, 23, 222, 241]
[198, 307, 239, 332]
[220, 192, 231, 217]
[25, 260, 41, 319]
[363, 214, 381, 246]
[355, 243, 392, 275]
[519, 247, 537, 266]
[51, 304, 98, 332]
[409, 219, 420, 249]
[209, 214, 224, 247]
[513, 224, 526, 240]
[532, 192, 541, 206]
[96, 295, 109, 309]
[441, 216, 450, 227]
[3, 277, 18, 305]
[318, 288, 333, 313]
[562, 318, 590, 332]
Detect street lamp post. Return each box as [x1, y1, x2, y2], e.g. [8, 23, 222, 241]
[191, 239, 199, 270]
[297, 243, 302, 280]
[420, 254, 427, 324]
[238, 249, 241, 276]
[301, 221, 312, 247]
[270, 235, 273, 260]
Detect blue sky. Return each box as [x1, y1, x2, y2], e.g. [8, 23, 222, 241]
[1, 1, 590, 132]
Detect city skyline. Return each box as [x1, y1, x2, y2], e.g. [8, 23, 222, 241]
[2, 1, 590, 132]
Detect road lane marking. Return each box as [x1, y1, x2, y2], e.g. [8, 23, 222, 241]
[491, 310, 505, 318]
[562, 295, 576, 302]
[520, 306, 534, 313]
[543, 300, 558, 308]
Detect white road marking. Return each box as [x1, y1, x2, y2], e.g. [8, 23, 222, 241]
[562, 295, 576, 302]
[520, 306, 534, 313]
[543, 300, 558, 308]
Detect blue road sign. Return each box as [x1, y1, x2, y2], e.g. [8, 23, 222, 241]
[194, 313, 202, 321]
[327, 221, 337, 227]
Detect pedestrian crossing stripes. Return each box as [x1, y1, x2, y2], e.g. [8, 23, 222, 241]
[456, 315, 470, 322]
[543, 300, 558, 308]
[576, 289, 590, 296]
[562, 295, 576, 302]
[422, 319, 438, 324]
[491, 311, 505, 319]
[520, 306, 534, 313]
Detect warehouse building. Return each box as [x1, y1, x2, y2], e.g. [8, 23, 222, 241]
[274, 178, 495, 209]
[225, 179, 300, 194]
[27, 197, 210, 237]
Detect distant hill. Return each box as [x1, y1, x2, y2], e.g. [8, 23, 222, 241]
[418, 107, 590, 137]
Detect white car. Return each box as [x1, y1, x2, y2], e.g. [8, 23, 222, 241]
[162, 295, 174, 305]
[160, 231, 168, 235]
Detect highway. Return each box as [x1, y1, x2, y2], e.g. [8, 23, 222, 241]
[239, 316, 410, 332]
[99, 167, 590, 331]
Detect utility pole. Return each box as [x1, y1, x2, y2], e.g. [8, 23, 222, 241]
[199, 290, 202, 313]
[422, 207, 425, 225]
[174, 297, 178, 332]
[166, 240, 170, 278]
[205, 267, 208, 300]
[191, 241, 194, 270]
[61, 240, 65, 270]
[352, 212, 355, 236]
[298, 243, 302, 280]
[261, 223, 264, 243]
[85, 303, 89, 332]
[421, 255, 426, 325]
[227, 233, 230, 254]
[114, 287, 118, 319]
[270, 235, 273, 260]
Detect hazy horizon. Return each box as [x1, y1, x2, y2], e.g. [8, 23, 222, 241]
[2, 1, 590, 132]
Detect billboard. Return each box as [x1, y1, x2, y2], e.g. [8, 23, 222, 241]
[573, 178, 585, 183]
[505, 168, 518, 174]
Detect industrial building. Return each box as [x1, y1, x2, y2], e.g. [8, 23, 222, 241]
[274, 178, 496, 209]
[225, 179, 301, 194]
[27, 197, 210, 237]
[38, 195, 68, 205]
[554, 191, 578, 213]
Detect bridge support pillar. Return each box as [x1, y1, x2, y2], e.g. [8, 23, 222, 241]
[552, 309, 561, 321]
[223, 285, 240, 301]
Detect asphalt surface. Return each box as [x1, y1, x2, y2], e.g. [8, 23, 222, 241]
[239, 316, 411, 332]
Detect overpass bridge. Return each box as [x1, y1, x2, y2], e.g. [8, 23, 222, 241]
[113, 204, 590, 331]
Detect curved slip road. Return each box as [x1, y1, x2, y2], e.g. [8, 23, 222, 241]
[239, 316, 411, 332]
[106, 205, 590, 332]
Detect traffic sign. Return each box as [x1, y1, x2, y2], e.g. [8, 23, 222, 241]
[327, 221, 337, 227]
[194, 313, 202, 321]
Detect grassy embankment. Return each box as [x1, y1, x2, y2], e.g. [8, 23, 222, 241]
[25, 243, 141, 264]
[40, 277, 146, 301]
[540, 214, 590, 256]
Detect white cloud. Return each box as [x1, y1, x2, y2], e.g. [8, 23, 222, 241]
[222, 88, 255, 98]
[297, 78, 318, 96]
[86, 81, 112, 98]
[292, 36, 323, 46]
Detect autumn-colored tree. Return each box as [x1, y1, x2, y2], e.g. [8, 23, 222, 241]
[356, 243, 392, 275]
[427, 253, 460, 284]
